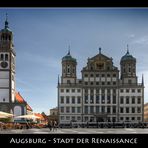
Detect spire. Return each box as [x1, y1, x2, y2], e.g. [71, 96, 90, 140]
[5, 13, 9, 29]
[68, 45, 71, 55]
[127, 44, 129, 54]
[58, 75, 60, 85]
[99, 47, 101, 54]
[142, 74, 144, 86]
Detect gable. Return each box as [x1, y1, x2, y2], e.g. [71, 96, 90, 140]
[82, 53, 117, 71]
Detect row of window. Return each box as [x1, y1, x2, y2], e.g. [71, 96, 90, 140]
[120, 96, 142, 104]
[61, 88, 117, 94]
[60, 96, 142, 104]
[60, 95, 117, 104]
[1, 34, 11, 41]
[120, 89, 141, 93]
[120, 107, 141, 113]
[122, 63, 135, 67]
[84, 73, 117, 78]
[60, 96, 81, 104]
[84, 106, 141, 114]
[60, 105, 141, 114]
[84, 81, 117, 86]
[83, 116, 141, 122]
[84, 89, 117, 94]
[84, 95, 116, 104]
[60, 106, 81, 113]
[84, 106, 117, 114]
[122, 66, 135, 73]
[63, 67, 75, 74]
[60, 116, 141, 122]
[0, 54, 8, 61]
[120, 117, 141, 121]
[60, 89, 81, 93]
[83, 116, 116, 122]
[60, 88, 142, 94]
[60, 116, 81, 121]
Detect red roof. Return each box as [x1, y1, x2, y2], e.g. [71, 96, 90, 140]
[27, 104, 33, 111]
[15, 92, 25, 103]
[34, 113, 44, 120]
[15, 92, 33, 111]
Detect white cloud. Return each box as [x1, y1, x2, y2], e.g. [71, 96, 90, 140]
[131, 36, 148, 45]
[129, 34, 135, 38]
[126, 33, 135, 39]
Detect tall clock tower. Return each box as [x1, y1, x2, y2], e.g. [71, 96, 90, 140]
[0, 16, 16, 113]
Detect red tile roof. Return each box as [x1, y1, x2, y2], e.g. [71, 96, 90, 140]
[15, 92, 25, 103]
[15, 92, 33, 111]
[34, 113, 44, 120]
[27, 104, 33, 111]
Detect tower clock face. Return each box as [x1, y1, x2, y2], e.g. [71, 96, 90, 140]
[1, 61, 8, 68]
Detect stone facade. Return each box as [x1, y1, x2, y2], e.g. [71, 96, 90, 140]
[58, 48, 144, 124]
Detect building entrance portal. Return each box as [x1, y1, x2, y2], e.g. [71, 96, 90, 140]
[94, 114, 108, 122]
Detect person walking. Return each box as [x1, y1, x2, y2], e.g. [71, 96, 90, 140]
[53, 120, 57, 132]
[48, 120, 53, 132]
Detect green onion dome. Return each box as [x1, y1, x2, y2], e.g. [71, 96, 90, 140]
[62, 51, 76, 63]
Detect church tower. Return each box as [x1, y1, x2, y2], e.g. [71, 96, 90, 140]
[0, 15, 16, 113]
[120, 45, 137, 85]
[61, 48, 77, 84]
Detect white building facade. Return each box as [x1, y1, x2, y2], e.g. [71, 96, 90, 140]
[58, 48, 144, 124]
[0, 17, 27, 115]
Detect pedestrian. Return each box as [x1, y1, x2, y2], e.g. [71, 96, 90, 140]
[48, 120, 53, 131]
[53, 120, 57, 131]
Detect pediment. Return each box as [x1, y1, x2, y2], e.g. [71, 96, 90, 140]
[90, 53, 112, 62]
[82, 53, 118, 71]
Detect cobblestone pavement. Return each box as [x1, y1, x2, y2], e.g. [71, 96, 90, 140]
[1, 128, 148, 134]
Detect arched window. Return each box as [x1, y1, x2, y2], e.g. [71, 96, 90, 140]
[14, 106, 22, 116]
[9, 35, 11, 41]
[67, 65, 70, 73]
[4, 34, 6, 40]
[0, 54, 4, 61]
[123, 67, 125, 73]
[90, 66, 93, 70]
[129, 68, 131, 72]
[5, 54, 8, 61]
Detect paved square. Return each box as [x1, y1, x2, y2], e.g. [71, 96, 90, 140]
[1, 128, 148, 134]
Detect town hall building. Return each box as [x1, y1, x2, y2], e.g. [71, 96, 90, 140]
[58, 47, 144, 124]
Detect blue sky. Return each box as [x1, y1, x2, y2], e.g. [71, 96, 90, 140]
[0, 8, 148, 115]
